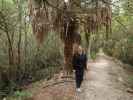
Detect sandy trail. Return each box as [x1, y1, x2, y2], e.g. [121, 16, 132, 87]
[32, 54, 133, 100]
[77, 54, 133, 100]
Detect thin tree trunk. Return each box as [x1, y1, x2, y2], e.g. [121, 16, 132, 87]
[1, 0, 14, 65]
[17, 0, 22, 66]
[5, 29, 14, 65]
[18, 28, 22, 66]
[24, 18, 27, 64]
[85, 32, 92, 59]
[88, 34, 93, 58]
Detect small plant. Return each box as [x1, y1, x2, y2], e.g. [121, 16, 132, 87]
[6, 91, 32, 100]
[91, 52, 96, 60]
[127, 76, 133, 88]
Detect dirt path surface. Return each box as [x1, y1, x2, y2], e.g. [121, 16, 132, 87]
[77, 54, 133, 100]
[31, 54, 133, 100]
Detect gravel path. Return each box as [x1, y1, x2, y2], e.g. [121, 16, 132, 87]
[76, 55, 133, 100]
[32, 54, 133, 100]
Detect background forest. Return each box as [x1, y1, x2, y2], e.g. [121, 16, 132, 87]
[0, 0, 133, 99]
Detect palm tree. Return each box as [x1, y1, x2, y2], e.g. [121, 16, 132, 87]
[28, 0, 112, 74]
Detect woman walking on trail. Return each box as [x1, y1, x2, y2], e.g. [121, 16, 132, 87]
[72, 46, 87, 92]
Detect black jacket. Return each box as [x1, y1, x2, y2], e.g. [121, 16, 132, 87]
[72, 53, 87, 71]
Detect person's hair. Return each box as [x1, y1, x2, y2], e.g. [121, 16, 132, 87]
[82, 47, 86, 54]
[77, 45, 83, 55]
[73, 45, 86, 56]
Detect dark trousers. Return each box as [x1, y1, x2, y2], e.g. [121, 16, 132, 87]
[75, 69, 84, 88]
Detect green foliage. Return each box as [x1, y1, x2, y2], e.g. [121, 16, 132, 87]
[6, 91, 32, 100]
[103, 15, 133, 65]
[0, 0, 63, 98]
[0, 31, 63, 98]
[90, 51, 96, 60]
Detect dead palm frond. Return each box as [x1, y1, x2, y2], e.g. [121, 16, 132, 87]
[28, 0, 112, 73]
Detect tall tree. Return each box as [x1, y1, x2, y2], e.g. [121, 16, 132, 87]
[28, 0, 112, 73]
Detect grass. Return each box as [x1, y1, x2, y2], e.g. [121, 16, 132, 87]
[127, 75, 133, 88]
[90, 51, 97, 60]
[6, 91, 32, 100]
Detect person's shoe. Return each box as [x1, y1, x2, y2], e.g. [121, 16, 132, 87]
[76, 88, 81, 92]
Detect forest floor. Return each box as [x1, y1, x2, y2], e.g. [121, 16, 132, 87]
[20, 53, 133, 100]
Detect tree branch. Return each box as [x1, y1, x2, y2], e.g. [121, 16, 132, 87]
[43, 80, 74, 89]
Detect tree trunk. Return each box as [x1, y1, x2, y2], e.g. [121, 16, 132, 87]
[5, 29, 14, 65]
[24, 16, 28, 65]
[64, 40, 73, 74]
[17, 0, 22, 66]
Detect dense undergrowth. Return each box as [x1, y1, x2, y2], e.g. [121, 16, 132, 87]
[0, 32, 64, 99]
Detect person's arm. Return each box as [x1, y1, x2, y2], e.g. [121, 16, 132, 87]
[84, 54, 88, 70]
